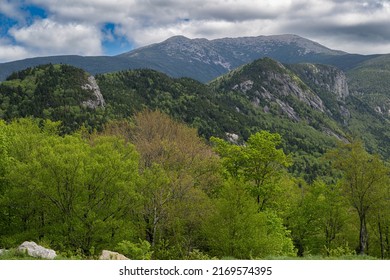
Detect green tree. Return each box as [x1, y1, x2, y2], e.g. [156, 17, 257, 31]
[2, 118, 140, 253]
[327, 141, 389, 255]
[211, 131, 290, 211]
[287, 179, 348, 256]
[0, 120, 9, 192]
[107, 111, 221, 258]
[204, 178, 295, 259]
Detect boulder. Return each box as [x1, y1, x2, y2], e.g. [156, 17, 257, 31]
[99, 250, 129, 260]
[18, 241, 57, 260]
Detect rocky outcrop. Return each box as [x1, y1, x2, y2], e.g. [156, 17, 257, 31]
[230, 59, 327, 122]
[297, 64, 349, 100]
[275, 99, 300, 121]
[232, 80, 254, 93]
[99, 250, 129, 260]
[82, 76, 105, 109]
[332, 70, 349, 100]
[226, 132, 239, 144]
[18, 241, 57, 259]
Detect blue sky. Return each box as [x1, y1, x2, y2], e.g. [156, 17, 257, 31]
[1, 0, 390, 62]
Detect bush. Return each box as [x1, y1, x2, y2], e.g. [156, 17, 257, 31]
[115, 239, 153, 260]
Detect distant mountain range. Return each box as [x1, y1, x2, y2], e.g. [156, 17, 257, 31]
[0, 34, 381, 82]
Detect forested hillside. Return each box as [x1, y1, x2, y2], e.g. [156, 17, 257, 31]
[1, 61, 390, 260]
[0, 64, 108, 134]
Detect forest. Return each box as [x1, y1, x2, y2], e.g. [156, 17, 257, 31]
[1, 110, 389, 260]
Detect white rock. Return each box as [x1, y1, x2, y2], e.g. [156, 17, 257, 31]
[18, 241, 57, 260]
[82, 76, 105, 109]
[226, 132, 239, 144]
[99, 250, 129, 260]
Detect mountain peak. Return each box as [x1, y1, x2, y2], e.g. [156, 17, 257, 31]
[0, 34, 368, 83]
[164, 35, 192, 42]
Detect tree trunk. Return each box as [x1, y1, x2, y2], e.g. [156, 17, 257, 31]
[385, 225, 390, 258]
[378, 215, 384, 259]
[358, 214, 368, 255]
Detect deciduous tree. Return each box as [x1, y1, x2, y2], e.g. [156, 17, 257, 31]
[327, 141, 389, 255]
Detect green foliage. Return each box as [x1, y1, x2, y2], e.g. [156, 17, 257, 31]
[184, 249, 217, 260]
[211, 131, 290, 211]
[204, 178, 295, 259]
[326, 141, 389, 255]
[2, 58, 390, 260]
[0, 249, 42, 260]
[116, 239, 153, 260]
[286, 179, 349, 256]
[0, 118, 140, 253]
[0, 120, 10, 193]
[0, 64, 108, 134]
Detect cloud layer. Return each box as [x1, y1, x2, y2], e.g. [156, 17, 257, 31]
[1, 0, 390, 62]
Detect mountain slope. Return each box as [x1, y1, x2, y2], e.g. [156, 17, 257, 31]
[119, 34, 349, 82]
[290, 62, 390, 156]
[0, 55, 142, 82]
[0, 64, 107, 133]
[347, 54, 390, 115]
[209, 58, 349, 142]
[2, 58, 390, 160]
[0, 34, 379, 83]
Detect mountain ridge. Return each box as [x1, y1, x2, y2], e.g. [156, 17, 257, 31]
[2, 56, 390, 177]
[0, 34, 381, 82]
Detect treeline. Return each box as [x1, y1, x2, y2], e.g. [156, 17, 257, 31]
[0, 111, 389, 259]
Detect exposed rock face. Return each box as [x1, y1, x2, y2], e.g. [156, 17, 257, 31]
[153, 36, 233, 71]
[230, 60, 326, 121]
[332, 70, 349, 100]
[82, 75, 105, 109]
[226, 132, 239, 144]
[18, 241, 57, 259]
[99, 250, 129, 260]
[288, 63, 352, 126]
[255, 63, 326, 114]
[232, 80, 254, 93]
[275, 99, 300, 121]
[298, 64, 349, 100]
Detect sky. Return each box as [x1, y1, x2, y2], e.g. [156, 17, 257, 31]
[1, 0, 390, 63]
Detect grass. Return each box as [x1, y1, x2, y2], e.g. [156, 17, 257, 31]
[263, 255, 378, 260]
[0, 249, 40, 260]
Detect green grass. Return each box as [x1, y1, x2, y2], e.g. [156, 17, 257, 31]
[0, 249, 40, 260]
[263, 255, 378, 260]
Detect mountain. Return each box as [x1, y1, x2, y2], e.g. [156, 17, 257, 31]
[0, 64, 108, 133]
[347, 54, 390, 115]
[3, 55, 390, 179]
[289, 62, 390, 156]
[119, 34, 347, 82]
[0, 55, 141, 83]
[0, 34, 380, 83]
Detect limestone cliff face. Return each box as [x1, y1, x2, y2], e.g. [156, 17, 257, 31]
[288, 63, 352, 126]
[211, 58, 349, 142]
[81, 76, 105, 109]
[228, 59, 326, 122]
[294, 64, 349, 100]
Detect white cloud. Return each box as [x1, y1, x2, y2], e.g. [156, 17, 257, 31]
[24, 0, 293, 46]
[1, 0, 390, 61]
[28, 0, 136, 23]
[9, 18, 103, 56]
[0, 0, 26, 22]
[0, 44, 29, 62]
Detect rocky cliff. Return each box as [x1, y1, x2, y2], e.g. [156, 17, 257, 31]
[82, 75, 105, 109]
